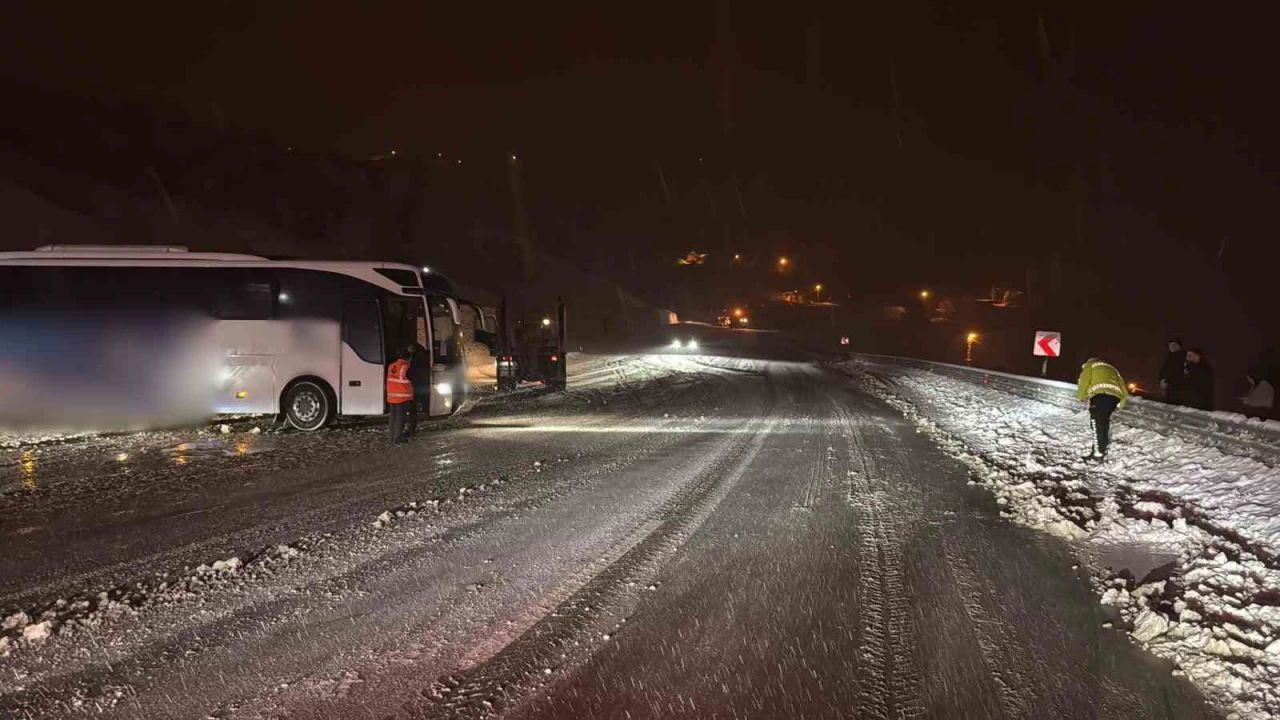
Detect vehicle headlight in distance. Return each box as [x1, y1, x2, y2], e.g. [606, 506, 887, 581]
[436, 382, 453, 395]
[670, 339, 683, 349]
[687, 339, 698, 350]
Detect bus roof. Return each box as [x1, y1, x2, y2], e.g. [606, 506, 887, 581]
[0, 246, 428, 296]
[0, 245, 265, 261]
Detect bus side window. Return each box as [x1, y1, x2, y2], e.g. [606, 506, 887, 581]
[213, 281, 274, 320]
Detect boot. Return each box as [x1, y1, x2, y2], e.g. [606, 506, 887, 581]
[1080, 452, 1099, 462]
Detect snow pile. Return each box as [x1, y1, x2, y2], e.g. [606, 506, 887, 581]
[853, 362, 1280, 718]
[0, 477, 515, 658]
[0, 545, 301, 656]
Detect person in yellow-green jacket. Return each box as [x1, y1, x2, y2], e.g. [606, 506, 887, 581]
[1077, 357, 1128, 462]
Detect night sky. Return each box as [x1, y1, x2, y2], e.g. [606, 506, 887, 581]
[2, 2, 1277, 369]
[7, 4, 1275, 161]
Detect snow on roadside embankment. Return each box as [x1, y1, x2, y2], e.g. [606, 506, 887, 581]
[850, 360, 1280, 719]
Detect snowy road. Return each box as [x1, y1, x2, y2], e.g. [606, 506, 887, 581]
[0, 351, 1217, 718]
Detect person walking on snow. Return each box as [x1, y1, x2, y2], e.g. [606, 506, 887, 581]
[1077, 357, 1128, 462]
[386, 347, 415, 443]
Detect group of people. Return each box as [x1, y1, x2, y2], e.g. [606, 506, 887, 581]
[1077, 339, 1277, 464]
[1157, 339, 1215, 410]
[1158, 338, 1275, 419]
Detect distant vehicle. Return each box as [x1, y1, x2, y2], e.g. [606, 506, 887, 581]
[669, 338, 700, 352]
[0, 246, 496, 430]
[495, 298, 566, 391]
[717, 307, 749, 327]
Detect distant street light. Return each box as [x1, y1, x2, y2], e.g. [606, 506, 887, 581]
[966, 332, 980, 365]
[920, 289, 930, 300]
[778, 257, 790, 270]
[541, 317, 552, 327]
[733, 253, 742, 262]
[814, 283, 823, 302]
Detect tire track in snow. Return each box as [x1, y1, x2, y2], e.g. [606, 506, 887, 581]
[413, 415, 780, 719]
[937, 536, 1038, 718]
[840, 401, 925, 719]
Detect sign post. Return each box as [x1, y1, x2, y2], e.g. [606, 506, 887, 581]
[1033, 331, 1061, 377]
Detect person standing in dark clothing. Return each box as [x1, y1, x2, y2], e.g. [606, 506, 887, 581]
[406, 342, 431, 434]
[1159, 338, 1187, 405]
[1183, 348, 1215, 411]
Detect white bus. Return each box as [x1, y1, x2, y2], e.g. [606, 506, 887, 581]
[0, 245, 479, 431]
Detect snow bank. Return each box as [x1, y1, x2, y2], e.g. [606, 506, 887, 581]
[851, 359, 1280, 718]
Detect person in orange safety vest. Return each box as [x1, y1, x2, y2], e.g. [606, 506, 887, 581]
[386, 346, 415, 443]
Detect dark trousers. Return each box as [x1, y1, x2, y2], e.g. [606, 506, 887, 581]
[1089, 394, 1120, 455]
[389, 402, 412, 443]
[407, 385, 429, 434]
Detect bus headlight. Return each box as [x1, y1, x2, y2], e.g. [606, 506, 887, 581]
[436, 382, 453, 396]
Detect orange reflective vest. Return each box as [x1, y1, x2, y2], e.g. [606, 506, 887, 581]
[386, 359, 413, 404]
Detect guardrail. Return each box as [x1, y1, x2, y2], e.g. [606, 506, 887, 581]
[850, 353, 1280, 466]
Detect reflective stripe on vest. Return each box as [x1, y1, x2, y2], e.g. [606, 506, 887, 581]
[1088, 382, 1125, 397]
[387, 360, 414, 403]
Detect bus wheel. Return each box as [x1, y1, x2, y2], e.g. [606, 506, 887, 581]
[284, 381, 333, 431]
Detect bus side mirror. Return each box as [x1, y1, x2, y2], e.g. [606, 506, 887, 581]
[474, 328, 499, 355]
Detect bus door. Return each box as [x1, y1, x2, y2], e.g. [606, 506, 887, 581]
[340, 299, 386, 414]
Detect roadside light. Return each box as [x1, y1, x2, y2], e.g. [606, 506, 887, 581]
[920, 290, 930, 300]
[422, 266, 431, 274]
[966, 332, 979, 343]
[511, 154, 517, 161]
[778, 257, 790, 268]
[733, 308, 743, 318]
[390, 150, 397, 156]
[541, 317, 552, 327]
[733, 253, 741, 261]
[815, 284, 823, 292]
[1128, 382, 1139, 393]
